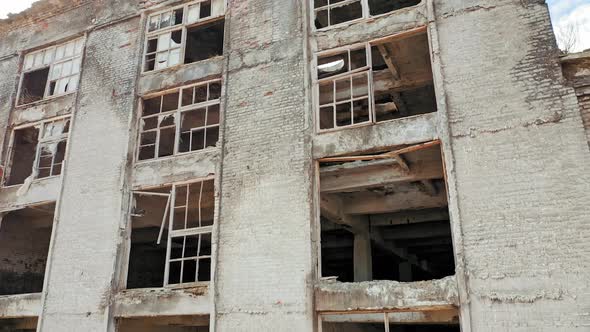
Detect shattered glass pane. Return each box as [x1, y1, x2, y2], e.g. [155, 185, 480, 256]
[148, 15, 160, 32]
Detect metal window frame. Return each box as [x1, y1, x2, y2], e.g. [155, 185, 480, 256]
[130, 177, 215, 288]
[313, 0, 366, 29]
[311, 0, 368, 31]
[136, 78, 222, 162]
[16, 38, 85, 107]
[141, 0, 226, 74]
[3, 115, 71, 187]
[314, 43, 375, 133]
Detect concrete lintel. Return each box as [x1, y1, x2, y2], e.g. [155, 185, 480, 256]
[312, 113, 438, 159]
[132, 148, 219, 189]
[315, 275, 458, 312]
[0, 293, 41, 318]
[137, 57, 224, 96]
[12, 94, 75, 127]
[321, 308, 459, 324]
[0, 177, 60, 212]
[112, 286, 210, 317]
[314, 4, 427, 52]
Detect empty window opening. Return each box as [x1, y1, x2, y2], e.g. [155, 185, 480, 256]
[313, 0, 421, 29]
[128, 179, 214, 289]
[118, 315, 209, 332]
[0, 204, 55, 295]
[144, 0, 225, 72]
[315, 31, 435, 132]
[321, 312, 459, 332]
[368, 0, 421, 16]
[18, 38, 84, 105]
[0, 318, 38, 332]
[185, 20, 225, 64]
[5, 118, 70, 186]
[319, 141, 454, 282]
[138, 80, 221, 161]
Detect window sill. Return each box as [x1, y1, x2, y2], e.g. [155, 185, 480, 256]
[14, 92, 76, 110]
[134, 145, 219, 166]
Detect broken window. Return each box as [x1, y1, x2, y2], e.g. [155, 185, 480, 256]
[144, 0, 225, 72]
[138, 80, 221, 161]
[128, 179, 214, 288]
[118, 316, 209, 332]
[315, 31, 435, 132]
[318, 141, 455, 282]
[0, 204, 55, 295]
[4, 117, 70, 186]
[18, 38, 84, 105]
[314, 0, 421, 29]
[321, 312, 459, 332]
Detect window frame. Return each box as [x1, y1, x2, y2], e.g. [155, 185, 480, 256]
[313, 0, 367, 31]
[3, 115, 72, 187]
[314, 42, 375, 133]
[311, 0, 423, 31]
[130, 177, 216, 288]
[136, 78, 222, 163]
[16, 38, 85, 107]
[142, 0, 226, 73]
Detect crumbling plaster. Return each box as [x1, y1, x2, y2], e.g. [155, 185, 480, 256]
[133, 148, 219, 189]
[0, 177, 60, 212]
[0, 293, 41, 319]
[112, 287, 210, 318]
[316, 276, 458, 312]
[313, 2, 428, 51]
[312, 113, 438, 158]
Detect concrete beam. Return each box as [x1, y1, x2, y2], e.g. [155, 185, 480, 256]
[315, 6, 427, 51]
[370, 208, 449, 226]
[11, 94, 74, 127]
[320, 160, 444, 193]
[315, 275, 459, 312]
[112, 287, 210, 318]
[380, 222, 451, 240]
[313, 113, 438, 159]
[133, 148, 219, 189]
[0, 177, 60, 212]
[321, 309, 459, 324]
[341, 185, 448, 215]
[0, 293, 41, 318]
[137, 56, 224, 95]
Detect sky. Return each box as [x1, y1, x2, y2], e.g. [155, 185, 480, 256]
[0, 0, 589, 51]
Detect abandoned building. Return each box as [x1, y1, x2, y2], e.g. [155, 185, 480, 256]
[0, 0, 588, 331]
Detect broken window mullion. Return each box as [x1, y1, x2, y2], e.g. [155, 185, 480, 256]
[163, 185, 177, 286]
[169, 225, 213, 237]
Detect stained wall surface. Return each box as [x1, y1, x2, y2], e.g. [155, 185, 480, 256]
[432, 0, 590, 330]
[213, 0, 315, 330]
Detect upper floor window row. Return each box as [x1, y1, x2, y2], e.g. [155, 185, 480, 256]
[18, 38, 85, 106]
[313, 0, 421, 30]
[144, 0, 225, 72]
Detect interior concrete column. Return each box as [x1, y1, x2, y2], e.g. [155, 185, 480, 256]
[353, 219, 372, 282]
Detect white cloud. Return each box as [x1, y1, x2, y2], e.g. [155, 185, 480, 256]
[0, 0, 40, 19]
[553, 3, 590, 52]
